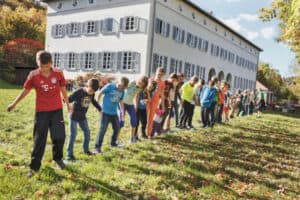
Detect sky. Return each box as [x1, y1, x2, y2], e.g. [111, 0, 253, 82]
[191, 0, 296, 77]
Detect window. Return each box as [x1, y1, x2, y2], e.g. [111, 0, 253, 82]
[196, 65, 200, 77]
[184, 62, 191, 80]
[72, 0, 78, 7]
[203, 40, 209, 52]
[155, 18, 170, 37]
[88, 0, 94, 4]
[191, 64, 195, 76]
[67, 53, 76, 70]
[172, 26, 185, 43]
[53, 53, 62, 68]
[83, 21, 98, 35]
[57, 2, 62, 9]
[211, 44, 219, 57]
[67, 23, 81, 37]
[152, 53, 167, 74]
[186, 32, 197, 48]
[52, 24, 65, 38]
[120, 16, 138, 32]
[81, 52, 96, 70]
[170, 58, 181, 73]
[101, 18, 118, 34]
[98, 52, 116, 71]
[120, 52, 140, 72]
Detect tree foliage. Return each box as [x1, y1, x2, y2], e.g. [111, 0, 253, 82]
[0, 1, 46, 45]
[259, 0, 300, 62]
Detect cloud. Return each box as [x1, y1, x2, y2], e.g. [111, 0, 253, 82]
[222, 18, 242, 32]
[224, 0, 241, 2]
[246, 31, 259, 40]
[239, 13, 258, 21]
[261, 27, 275, 39]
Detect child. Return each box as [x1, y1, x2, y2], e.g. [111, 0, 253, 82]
[6, 50, 72, 177]
[151, 106, 164, 136]
[216, 81, 228, 123]
[122, 76, 148, 143]
[66, 78, 102, 161]
[135, 88, 150, 139]
[94, 77, 129, 154]
[178, 76, 199, 129]
[200, 80, 217, 128]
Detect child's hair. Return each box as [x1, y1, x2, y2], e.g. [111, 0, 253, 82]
[199, 78, 205, 85]
[169, 72, 178, 80]
[88, 78, 99, 91]
[156, 67, 165, 74]
[120, 76, 129, 88]
[140, 75, 149, 88]
[148, 80, 157, 92]
[36, 50, 52, 65]
[190, 76, 199, 83]
[178, 73, 184, 79]
[211, 75, 218, 85]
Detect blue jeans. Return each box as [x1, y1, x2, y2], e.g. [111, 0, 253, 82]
[124, 104, 137, 127]
[66, 118, 90, 158]
[94, 113, 119, 150]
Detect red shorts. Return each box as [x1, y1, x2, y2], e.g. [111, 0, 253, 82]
[223, 105, 229, 112]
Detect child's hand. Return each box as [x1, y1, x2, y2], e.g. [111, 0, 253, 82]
[7, 103, 16, 112]
[67, 105, 73, 115]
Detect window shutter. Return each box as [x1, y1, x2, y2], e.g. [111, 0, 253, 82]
[181, 30, 185, 43]
[166, 23, 170, 37]
[82, 22, 87, 35]
[172, 26, 177, 40]
[138, 18, 147, 33]
[155, 18, 161, 34]
[97, 52, 103, 71]
[51, 25, 56, 38]
[196, 65, 200, 77]
[152, 53, 159, 74]
[63, 53, 69, 69]
[80, 53, 86, 70]
[133, 52, 140, 73]
[66, 24, 71, 36]
[163, 56, 168, 74]
[74, 53, 79, 70]
[120, 17, 125, 31]
[170, 58, 175, 73]
[91, 53, 96, 69]
[111, 52, 117, 71]
[61, 25, 66, 37]
[178, 61, 182, 73]
[117, 52, 123, 71]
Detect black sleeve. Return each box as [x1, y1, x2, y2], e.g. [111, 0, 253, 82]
[68, 88, 82, 103]
[91, 95, 102, 112]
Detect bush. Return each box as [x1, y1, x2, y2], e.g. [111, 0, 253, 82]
[0, 51, 15, 83]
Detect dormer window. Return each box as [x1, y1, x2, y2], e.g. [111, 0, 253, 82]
[57, 2, 62, 9]
[88, 0, 95, 4]
[72, 0, 78, 7]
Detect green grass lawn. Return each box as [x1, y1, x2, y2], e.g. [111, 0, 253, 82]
[0, 79, 299, 200]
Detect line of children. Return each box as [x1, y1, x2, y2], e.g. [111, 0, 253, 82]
[7, 51, 266, 177]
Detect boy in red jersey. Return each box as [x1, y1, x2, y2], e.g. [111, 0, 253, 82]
[7, 50, 72, 177]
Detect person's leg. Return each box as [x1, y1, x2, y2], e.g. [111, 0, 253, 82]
[188, 104, 195, 127]
[179, 100, 189, 127]
[173, 101, 179, 127]
[110, 115, 120, 146]
[147, 100, 158, 138]
[217, 104, 224, 123]
[201, 107, 206, 127]
[135, 109, 141, 137]
[140, 109, 147, 137]
[78, 119, 90, 153]
[29, 112, 50, 171]
[49, 109, 66, 162]
[125, 104, 137, 142]
[66, 118, 77, 159]
[94, 113, 109, 151]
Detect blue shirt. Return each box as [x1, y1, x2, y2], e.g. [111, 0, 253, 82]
[200, 85, 217, 108]
[101, 83, 124, 115]
[137, 91, 147, 110]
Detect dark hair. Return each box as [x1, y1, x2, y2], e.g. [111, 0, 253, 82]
[88, 78, 99, 91]
[211, 75, 218, 84]
[191, 76, 199, 82]
[199, 78, 205, 85]
[140, 75, 149, 88]
[169, 72, 178, 79]
[156, 67, 165, 73]
[120, 76, 129, 88]
[178, 73, 184, 78]
[36, 50, 52, 65]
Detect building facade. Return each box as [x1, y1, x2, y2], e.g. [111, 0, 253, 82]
[44, 0, 262, 90]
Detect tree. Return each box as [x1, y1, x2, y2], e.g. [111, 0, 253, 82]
[259, 0, 300, 62]
[257, 62, 283, 97]
[0, 4, 46, 45]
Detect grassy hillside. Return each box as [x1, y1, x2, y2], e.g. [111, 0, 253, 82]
[0, 80, 299, 199]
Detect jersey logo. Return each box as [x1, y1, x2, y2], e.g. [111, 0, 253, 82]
[51, 77, 57, 84]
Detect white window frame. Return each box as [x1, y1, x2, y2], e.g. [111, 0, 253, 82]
[81, 52, 96, 70]
[155, 18, 170, 37]
[172, 26, 185, 43]
[52, 24, 65, 38]
[53, 53, 63, 69]
[120, 51, 140, 73]
[120, 16, 138, 32]
[67, 23, 81, 37]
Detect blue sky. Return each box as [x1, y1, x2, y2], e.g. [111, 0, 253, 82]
[191, 0, 295, 77]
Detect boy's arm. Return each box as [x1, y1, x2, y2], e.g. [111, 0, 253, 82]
[7, 88, 31, 112]
[60, 86, 72, 114]
[91, 96, 102, 112]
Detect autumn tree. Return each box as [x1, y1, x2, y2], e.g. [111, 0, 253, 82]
[259, 0, 300, 62]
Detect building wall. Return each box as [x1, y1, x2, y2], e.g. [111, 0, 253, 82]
[152, 0, 260, 90]
[45, 0, 151, 80]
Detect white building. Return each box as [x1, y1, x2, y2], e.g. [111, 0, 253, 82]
[44, 0, 262, 90]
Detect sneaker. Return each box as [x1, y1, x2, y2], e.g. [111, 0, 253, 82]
[26, 169, 37, 178]
[84, 151, 94, 156]
[66, 155, 76, 161]
[93, 149, 102, 154]
[141, 134, 148, 139]
[55, 160, 66, 170]
[129, 136, 137, 143]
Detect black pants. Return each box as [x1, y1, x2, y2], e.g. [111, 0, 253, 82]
[201, 107, 211, 127]
[179, 100, 193, 127]
[209, 102, 217, 126]
[187, 104, 195, 127]
[217, 104, 224, 123]
[30, 109, 65, 171]
[135, 108, 147, 137]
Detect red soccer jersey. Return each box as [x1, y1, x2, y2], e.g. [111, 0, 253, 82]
[24, 68, 66, 112]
